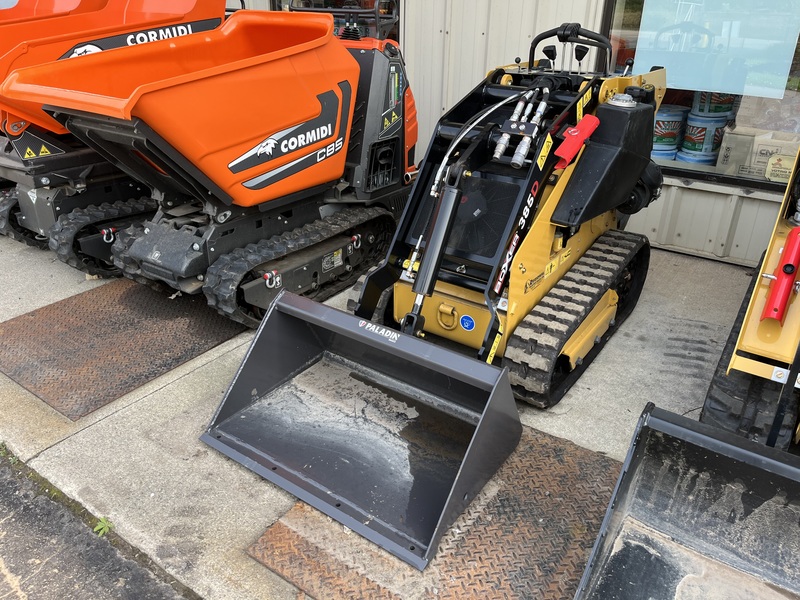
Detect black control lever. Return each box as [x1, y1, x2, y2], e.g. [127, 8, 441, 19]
[574, 44, 589, 73]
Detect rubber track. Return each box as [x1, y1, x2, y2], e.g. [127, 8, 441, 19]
[50, 197, 158, 277]
[0, 190, 49, 249]
[503, 229, 647, 408]
[700, 264, 797, 449]
[203, 206, 393, 328]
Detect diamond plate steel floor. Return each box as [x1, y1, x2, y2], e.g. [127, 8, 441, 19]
[0, 279, 245, 420]
[249, 427, 620, 600]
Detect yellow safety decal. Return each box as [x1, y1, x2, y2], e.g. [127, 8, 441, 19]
[12, 132, 65, 160]
[560, 248, 572, 264]
[536, 134, 553, 170]
[382, 111, 401, 133]
[544, 259, 558, 278]
[486, 321, 504, 364]
[577, 88, 592, 120]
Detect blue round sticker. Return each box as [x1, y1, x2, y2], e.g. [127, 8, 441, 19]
[460, 315, 475, 331]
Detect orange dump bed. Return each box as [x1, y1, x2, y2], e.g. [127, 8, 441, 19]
[0, 0, 225, 135]
[2, 11, 361, 208]
[0, 0, 106, 25]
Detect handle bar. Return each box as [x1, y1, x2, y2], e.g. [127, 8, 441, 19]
[528, 23, 612, 75]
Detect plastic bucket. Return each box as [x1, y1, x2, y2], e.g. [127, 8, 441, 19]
[691, 91, 736, 118]
[653, 104, 689, 150]
[680, 114, 727, 155]
[2, 11, 360, 206]
[651, 148, 677, 161]
[676, 149, 716, 165]
[0, 0, 225, 134]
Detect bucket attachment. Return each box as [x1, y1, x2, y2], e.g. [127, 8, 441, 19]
[576, 404, 800, 599]
[202, 291, 522, 570]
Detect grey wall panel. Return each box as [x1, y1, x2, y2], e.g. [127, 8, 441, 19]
[626, 177, 783, 267]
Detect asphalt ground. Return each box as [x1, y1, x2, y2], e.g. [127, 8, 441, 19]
[0, 234, 754, 599]
[0, 445, 195, 600]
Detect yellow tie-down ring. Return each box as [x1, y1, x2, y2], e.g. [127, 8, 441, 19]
[437, 303, 458, 331]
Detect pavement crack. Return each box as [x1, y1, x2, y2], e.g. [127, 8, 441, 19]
[0, 555, 28, 600]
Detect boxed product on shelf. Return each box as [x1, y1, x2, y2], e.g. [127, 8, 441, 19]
[716, 125, 800, 182]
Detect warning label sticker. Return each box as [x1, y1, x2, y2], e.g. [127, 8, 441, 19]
[322, 249, 344, 273]
[11, 131, 66, 161]
[536, 134, 553, 170]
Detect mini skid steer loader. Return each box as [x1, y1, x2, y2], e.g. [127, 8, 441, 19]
[575, 152, 800, 600]
[202, 24, 666, 569]
[700, 148, 800, 450]
[0, 2, 418, 321]
[0, 0, 226, 275]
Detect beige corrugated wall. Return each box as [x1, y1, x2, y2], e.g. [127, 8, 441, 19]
[401, 0, 603, 155]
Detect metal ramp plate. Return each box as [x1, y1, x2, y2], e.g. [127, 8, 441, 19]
[0, 279, 245, 420]
[247, 426, 620, 599]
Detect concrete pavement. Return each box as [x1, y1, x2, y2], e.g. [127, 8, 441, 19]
[0, 234, 753, 599]
[0, 452, 192, 600]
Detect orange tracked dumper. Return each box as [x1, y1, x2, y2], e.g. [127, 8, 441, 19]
[0, 0, 226, 271]
[1, 3, 418, 323]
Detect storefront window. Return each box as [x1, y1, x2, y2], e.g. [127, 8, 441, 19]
[610, 0, 800, 187]
[276, 1, 399, 40]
